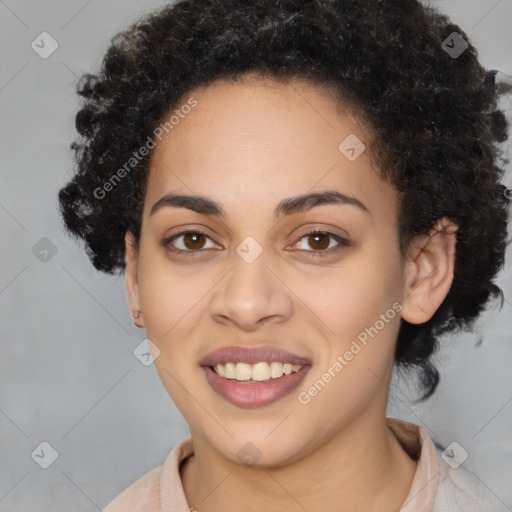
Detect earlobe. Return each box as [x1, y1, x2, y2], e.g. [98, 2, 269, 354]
[401, 218, 458, 325]
[125, 231, 144, 327]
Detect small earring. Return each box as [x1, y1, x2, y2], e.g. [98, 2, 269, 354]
[132, 308, 142, 318]
[418, 305, 424, 313]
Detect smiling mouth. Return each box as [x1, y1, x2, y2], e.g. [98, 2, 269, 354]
[209, 361, 304, 383]
[203, 362, 311, 408]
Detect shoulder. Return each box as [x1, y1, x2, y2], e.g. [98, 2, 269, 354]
[433, 445, 509, 512]
[387, 418, 509, 512]
[102, 465, 163, 512]
[102, 437, 194, 512]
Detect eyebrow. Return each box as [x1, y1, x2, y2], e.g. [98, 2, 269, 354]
[149, 190, 370, 219]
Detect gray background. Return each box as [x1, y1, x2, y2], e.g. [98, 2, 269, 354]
[0, 1, 511, 510]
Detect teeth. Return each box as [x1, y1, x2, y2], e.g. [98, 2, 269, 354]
[235, 362, 252, 381]
[251, 362, 269, 381]
[224, 362, 236, 379]
[213, 361, 303, 381]
[270, 362, 283, 379]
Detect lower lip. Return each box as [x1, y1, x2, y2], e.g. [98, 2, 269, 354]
[203, 365, 311, 408]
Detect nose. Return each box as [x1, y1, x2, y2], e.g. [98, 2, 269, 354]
[208, 249, 294, 331]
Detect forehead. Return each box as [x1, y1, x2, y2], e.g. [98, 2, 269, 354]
[144, 77, 396, 220]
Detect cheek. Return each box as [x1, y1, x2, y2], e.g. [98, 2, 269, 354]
[137, 253, 207, 357]
[137, 259, 206, 410]
[297, 251, 403, 343]
[295, 269, 403, 421]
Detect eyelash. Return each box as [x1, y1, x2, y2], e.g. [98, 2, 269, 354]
[161, 228, 350, 258]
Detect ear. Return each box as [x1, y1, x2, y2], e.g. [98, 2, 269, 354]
[125, 231, 144, 328]
[401, 218, 458, 324]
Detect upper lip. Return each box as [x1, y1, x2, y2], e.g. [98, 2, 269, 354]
[199, 345, 312, 367]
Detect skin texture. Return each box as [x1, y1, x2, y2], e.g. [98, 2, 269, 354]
[124, 76, 457, 511]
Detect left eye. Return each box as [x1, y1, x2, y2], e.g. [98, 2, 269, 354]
[293, 231, 348, 253]
[163, 230, 217, 253]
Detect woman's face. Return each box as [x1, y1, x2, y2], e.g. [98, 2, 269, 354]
[128, 76, 410, 465]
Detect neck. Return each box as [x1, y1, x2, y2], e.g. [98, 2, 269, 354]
[180, 409, 417, 512]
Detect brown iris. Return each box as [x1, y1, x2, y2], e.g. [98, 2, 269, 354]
[307, 233, 330, 250]
[183, 232, 207, 250]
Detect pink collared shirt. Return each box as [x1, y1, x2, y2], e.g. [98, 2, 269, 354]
[103, 418, 508, 511]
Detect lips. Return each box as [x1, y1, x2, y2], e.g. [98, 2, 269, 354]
[203, 364, 310, 408]
[199, 345, 312, 367]
[200, 345, 312, 408]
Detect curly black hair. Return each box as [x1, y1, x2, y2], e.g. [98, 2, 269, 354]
[58, 0, 510, 399]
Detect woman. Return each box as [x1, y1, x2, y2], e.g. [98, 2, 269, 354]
[58, 0, 510, 510]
